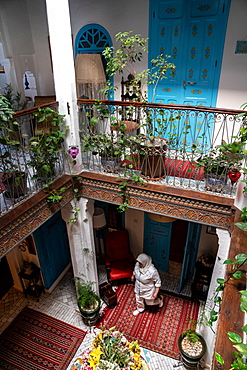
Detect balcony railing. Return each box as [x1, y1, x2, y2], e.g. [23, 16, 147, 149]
[78, 99, 245, 196]
[0, 102, 65, 217]
[0, 99, 245, 218]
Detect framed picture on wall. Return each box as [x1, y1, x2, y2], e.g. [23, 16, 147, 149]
[206, 226, 217, 235]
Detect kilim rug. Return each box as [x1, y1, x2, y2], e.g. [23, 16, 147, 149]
[0, 307, 86, 370]
[97, 284, 200, 359]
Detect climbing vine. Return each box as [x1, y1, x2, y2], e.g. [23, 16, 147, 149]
[208, 254, 247, 369]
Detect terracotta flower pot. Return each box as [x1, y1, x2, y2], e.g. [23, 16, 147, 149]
[140, 137, 168, 179]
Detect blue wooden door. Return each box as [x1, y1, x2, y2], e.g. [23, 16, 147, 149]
[149, 0, 231, 107]
[144, 213, 172, 271]
[178, 222, 202, 293]
[33, 211, 71, 289]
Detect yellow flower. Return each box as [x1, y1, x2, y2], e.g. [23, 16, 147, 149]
[88, 346, 103, 369]
[133, 353, 140, 361]
[131, 359, 143, 369]
[98, 332, 103, 341]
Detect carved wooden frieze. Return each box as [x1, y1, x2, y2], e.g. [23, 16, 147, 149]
[0, 172, 235, 258]
[80, 176, 234, 229]
[0, 178, 74, 258]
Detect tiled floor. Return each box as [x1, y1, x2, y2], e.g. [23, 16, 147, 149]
[0, 261, 195, 369]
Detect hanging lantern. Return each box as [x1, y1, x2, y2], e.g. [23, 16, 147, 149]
[228, 168, 241, 186]
[68, 146, 79, 159]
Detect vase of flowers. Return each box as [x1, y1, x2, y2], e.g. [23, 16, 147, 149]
[70, 327, 148, 370]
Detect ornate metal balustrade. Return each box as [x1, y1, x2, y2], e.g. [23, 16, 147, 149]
[78, 99, 245, 196]
[0, 99, 245, 219]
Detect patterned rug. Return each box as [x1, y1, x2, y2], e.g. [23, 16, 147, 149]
[0, 307, 86, 370]
[98, 284, 200, 359]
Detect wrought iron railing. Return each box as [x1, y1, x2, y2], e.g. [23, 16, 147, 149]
[0, 99, 245, 218]
[78, 99, 245, 195]
[0, 102, 65, 216]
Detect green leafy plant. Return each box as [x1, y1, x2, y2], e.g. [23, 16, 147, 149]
[45, 186, 66, 203]
[196, 141, 245, 176]
[208, 254, 247, 369]
[117, 170, 146, 213]
[28, 107, 67, 182]
[235, 208, 247, 232]
[74, 278, 100, 311]
[181, 318, 201, 344]
[0, 93, 20, 143]
[0, 93, 27, 198]
[3, 83, 27, 112]
[101, 31, 175, 102]
[234, 102, 247, 232]
[68, 178, 82, 223]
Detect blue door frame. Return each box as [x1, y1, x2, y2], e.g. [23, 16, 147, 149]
[144, 213, 202, 292]
[33, 211, 71, 289]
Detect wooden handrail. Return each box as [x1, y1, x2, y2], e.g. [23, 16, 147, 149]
[77, 99, 245, 115]
[13, 101, 58, 118]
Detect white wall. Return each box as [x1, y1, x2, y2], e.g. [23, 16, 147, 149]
[217, 0, 247, 109]
[197, 225, 219, 259]
[125, 208, 144, 258]
[26, 0, 55, 95]
[0, 0, 36, 94]
[200, 229, 231, 368]
[0, 0, 246, 109]
[69, 0, 149, 101]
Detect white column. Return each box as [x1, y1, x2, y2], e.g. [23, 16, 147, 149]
[200, 228, 231, 368]
[45, 0, 82, 172]
[61, 198, 99, 293]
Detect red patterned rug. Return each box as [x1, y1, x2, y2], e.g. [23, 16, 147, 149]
[98, 284, 200, 359]
[0, 307, 86, 370]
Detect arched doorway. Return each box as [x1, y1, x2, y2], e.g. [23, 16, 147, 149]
[74, 24, 113, 99]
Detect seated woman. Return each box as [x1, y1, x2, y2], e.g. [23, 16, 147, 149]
[131, 253, 163, 316]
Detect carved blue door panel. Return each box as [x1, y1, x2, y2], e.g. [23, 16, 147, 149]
[33, 211, 71, 289]
[149, 0, 231, 107]
[144, 213, 172, 271]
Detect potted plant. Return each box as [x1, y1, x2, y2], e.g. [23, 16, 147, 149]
[3, 83, 28, 142]
[196, 140, 245, 192]
[74, 277, 101, 326]
[81, 105, 140, 173]
[178, 319, 207, 367]
[101, 31, 175, 103]
[0, 93, 27, 199]
[100, 32, 175, 178]
[27, 107, 66, 183]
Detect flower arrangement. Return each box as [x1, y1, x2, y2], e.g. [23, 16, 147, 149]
[71, 327, 145, 370]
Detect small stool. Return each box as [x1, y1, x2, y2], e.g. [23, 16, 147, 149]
[99, 282, 117, 309]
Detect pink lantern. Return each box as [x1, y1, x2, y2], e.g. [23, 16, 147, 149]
[68, 146, 79, 159]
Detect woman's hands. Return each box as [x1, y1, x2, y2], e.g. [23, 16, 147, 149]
[131, 274, 135, 282]
[152, 287, 160, 300]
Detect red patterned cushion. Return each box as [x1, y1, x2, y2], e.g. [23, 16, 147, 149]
[164, 158, 204, 180]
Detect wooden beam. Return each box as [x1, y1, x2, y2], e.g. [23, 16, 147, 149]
[0, 175, 74, 257]
[80, 171, 234, 228]
[212, 209, 247, 369]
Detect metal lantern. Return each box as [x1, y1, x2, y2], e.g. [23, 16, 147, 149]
[68, 146, 79, 159]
